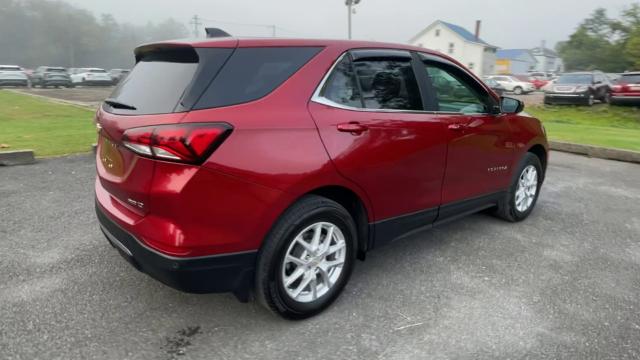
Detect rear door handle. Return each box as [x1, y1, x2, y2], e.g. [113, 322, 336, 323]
[448, 123, 467, 131]
[337, 122, 368, 134]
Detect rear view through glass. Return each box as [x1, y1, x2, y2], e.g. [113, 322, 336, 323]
[104, 46, 322, 115]
[105, 47, 204, 115]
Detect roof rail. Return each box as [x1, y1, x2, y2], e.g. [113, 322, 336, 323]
[205, 28, 231, 38]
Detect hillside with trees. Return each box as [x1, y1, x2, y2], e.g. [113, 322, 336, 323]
[557, 3, 640, 72]
[0, 0, 188, 69]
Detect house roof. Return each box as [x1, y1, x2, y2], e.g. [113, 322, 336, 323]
[409, 20, 497, 48]
[496, 49, 537, 63]
[531, 47, 558, 57]
[440, 21, 493, 47]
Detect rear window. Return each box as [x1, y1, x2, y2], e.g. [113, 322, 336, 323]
[193, 47, 322, 109]
[46, 68, 66, 72]
[621, 74, 640, 84]
[105, 46, 321, 115]
[90, 69, 107, 73]
[105, 48, 204, 115]
[0, 66, 21, 71]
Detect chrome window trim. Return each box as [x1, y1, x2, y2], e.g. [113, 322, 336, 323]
[310, 49, 492, 116]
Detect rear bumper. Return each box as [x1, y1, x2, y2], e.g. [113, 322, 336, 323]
[0, 79, 28, 86]
[544, 93, 589, 104]
[611, 95, 640, 103]
[83, 79, 113, 85]
[96, 202, 256, 299]
[42, 79, 71, 86]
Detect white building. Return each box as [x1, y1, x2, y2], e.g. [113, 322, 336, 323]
[409, 20, 498, 76]
[531, 45, 565, 74]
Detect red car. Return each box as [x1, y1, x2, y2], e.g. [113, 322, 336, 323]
[514, 75, 547, 90]
[611, 72, 640, 105]
[95, 37, 548, 319]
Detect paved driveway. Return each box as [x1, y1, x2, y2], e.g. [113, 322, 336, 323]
[1, 152, 639, 360]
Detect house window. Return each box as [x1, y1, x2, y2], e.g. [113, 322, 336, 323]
[468, 63, 474, 70]
[448, 43, 455, 54]
[435, 29, 441, 37]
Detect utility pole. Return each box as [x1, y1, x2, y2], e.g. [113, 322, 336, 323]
[345, 0, 361, 40]
[190, 15, 202, 38]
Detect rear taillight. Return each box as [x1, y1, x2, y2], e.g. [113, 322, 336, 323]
[612, 85, 623, 92]
[122, 123, 232, 164]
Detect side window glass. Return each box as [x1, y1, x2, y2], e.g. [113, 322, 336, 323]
[353, 58, 423, 110]
[321, 56, 362, 108]
[423, 62, 489, 114]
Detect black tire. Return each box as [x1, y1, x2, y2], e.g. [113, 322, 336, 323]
[513, 86, 523, 95]
[255, 195, 357, 319]
[492, 153, 543, 222]
[585, 93, 595, 106]
[603, 92, 612, 104]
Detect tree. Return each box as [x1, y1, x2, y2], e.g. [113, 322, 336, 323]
[558, 5, 640, 72]
[0, 0, 188, 69]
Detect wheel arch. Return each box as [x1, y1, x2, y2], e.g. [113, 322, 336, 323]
[307, 185, 371, 260]
[527, 144, 547, 179]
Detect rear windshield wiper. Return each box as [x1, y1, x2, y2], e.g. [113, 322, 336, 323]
[104, 98, 137, 110]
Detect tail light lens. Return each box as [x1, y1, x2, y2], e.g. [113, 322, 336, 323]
[122, 123, 232, 164]
[612, 85, 623, 92]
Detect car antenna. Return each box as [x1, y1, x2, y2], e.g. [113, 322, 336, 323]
[205, 28, 231, 38]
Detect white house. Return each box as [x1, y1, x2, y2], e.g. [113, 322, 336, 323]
[531, 45, 564, 74]
[409, 20, 498, 76]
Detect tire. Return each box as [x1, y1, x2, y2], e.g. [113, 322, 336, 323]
[585, 94, 595, 106]
[513, 87, 523, 95]
[603, 92, 612, 104]
[255, 195, 357, 319]
[492, 153, 543, 222]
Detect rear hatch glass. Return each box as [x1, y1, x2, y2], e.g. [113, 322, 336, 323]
[621, 74, 640, 84]
[104, 46, 322, 115]
[105, 47, 212, 115]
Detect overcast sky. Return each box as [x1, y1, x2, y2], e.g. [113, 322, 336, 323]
[68, 0, 635, 49]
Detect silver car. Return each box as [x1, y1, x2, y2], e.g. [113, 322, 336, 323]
[0, 65, 29, 86]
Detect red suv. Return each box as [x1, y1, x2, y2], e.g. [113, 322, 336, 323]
[611, 72, 640, 105]
[95, 37, 548, 319]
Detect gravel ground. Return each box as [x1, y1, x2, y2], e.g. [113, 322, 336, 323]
[1, 152, 639, 360]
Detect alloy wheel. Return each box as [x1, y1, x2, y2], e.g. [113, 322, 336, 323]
[515, 165, 538, 212]
[281, 222, 346, 303]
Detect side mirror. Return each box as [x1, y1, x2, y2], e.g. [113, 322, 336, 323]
[501, 97, 524, 114]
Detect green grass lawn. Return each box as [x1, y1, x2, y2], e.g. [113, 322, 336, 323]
[527, 105, 640, 152]
[0, 90, 96, 157]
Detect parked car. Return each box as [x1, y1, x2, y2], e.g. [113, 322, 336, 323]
[0, 65, 29, 86]
[544, 71, 611, 106]
[109, 69, 130, 85]
[95, 38, 549, 319]
[483, 78, 506, 95]
[485, 75, 536, 94]
[31, 66, 72, 88]
[610, 72, 640, 105]
[528, 71, 550, 79]
[70, 67, 113, 86]
[606, 73, 622, 84]
[517, 75, 549, 90]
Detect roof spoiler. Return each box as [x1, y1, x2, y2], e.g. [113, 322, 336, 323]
[205, 28, 231, 38]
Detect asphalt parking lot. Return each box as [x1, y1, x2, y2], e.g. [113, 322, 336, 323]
[1, 152, 639, 359]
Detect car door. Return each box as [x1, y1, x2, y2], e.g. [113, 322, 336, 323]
[308, 49, 448, 246]
[416, 53, 516, 211]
